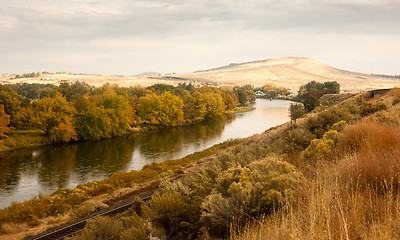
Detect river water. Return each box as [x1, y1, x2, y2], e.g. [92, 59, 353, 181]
[0, 99, 292, 208]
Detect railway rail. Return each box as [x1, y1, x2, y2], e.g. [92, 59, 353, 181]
[26, 191, 154, 240]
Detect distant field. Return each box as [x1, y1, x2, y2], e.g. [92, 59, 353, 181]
[2, 57, 399, 92]
[0, 73, 183, 88]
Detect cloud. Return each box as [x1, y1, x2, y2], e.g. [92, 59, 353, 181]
[0, 0, 399, 75]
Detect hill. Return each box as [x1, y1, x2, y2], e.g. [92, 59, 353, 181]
[174, 57, 399, 92]
[131, 72, 161, 77]
[1, 57, 398, 92]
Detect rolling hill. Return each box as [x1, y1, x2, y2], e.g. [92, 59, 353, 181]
[1, 57, 398, 92]
[173, 57, 399, 92]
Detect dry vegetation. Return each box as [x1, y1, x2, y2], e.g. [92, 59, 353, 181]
[2, 87, 400, 239]
[231, 89, 400, 240]
[58, 89, 400, 240]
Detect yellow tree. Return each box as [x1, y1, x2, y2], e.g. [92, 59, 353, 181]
[137, 92, 183, 126]
[0, 104, 10, 138]
[34, 94, 77, 142]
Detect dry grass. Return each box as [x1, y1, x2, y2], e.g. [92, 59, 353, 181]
[231, 163, 400, 240]
[232, 120, 400, 240]
[176, 57, 397, 91]
[338, 121, 400, 192]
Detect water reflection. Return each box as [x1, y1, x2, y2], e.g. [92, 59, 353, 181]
[0, 99, 292, 208]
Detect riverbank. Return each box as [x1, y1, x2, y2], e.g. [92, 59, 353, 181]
[0, 105, 255, 153]
[225, 105, 255, 113]
[0, 138, 244, 239]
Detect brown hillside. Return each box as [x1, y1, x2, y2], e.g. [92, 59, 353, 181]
[2, 57, 398, 92]
[174, 57, 399, 92]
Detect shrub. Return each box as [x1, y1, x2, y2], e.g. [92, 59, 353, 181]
[283, 125, 315, 153]
[304, 130, 341, 161]
[120, 227, 148, 240]
[143, 192, 201, 240]
[372, 110, 400, 126]
[302, 95, 320, 112]
[70, 216, 124, 240]
[120, 212, 149, 240]
[392, 97, 400, 105]
[305, 108, 350, 138]
[70, 200, 108, 220]
[331, 120, 348, 133]
[360, 101, 387, 116]
[338, 122, 400, 192]
[201, 157, 301, 237]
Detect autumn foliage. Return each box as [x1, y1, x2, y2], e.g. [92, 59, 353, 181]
[0, 105, 10, 138]
[0, 82, 255, 144]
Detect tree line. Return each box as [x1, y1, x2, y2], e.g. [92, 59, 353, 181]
[0, 82, 255, 143]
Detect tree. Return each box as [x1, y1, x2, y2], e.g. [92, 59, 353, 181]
[203, 92, 225, 119]
[289, 103, 305, 124]
[34, 94, 77, 142]
[262, 83, 290, 99]
[0, 85, 29, 126]
[74, 105, 112, 141]
[302, 95, 320, 112]
[58, 81, 91, 101]
[137, 92, 184, 126]
[220, 90, 239, 110]
[298, 81, 340, 100]
[0, 104, 10, 138]
[102, 93, 131, 135]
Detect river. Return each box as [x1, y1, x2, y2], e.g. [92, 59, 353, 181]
[0, 99, 292, 208]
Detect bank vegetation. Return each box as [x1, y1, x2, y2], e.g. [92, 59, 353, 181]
[2, 83, 400, 240]
[0, 82, 255, 151]
[67, 88, 400, 240]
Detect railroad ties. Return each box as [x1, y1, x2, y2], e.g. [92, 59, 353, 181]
[27, 193, 153, 240]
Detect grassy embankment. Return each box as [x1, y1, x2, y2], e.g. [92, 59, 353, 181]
[232, 89, 400, 240]
[0, 90, 353, 239]
[59, 88, 400, 240]
[0, 137, 243, 238]
[6, 89, 399, 239]
[225, 105, 255, 113]
[0, 130, 49, 152]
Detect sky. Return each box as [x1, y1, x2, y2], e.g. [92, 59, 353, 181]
[0, 0, 399, 76]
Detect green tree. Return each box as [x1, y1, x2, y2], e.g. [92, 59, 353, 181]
[262, 83, 290, 99]
[0, 85, 29, 126]
[34, 94, 77, 142]
[58, 81, 91, 101]
[74, 105, 112, 141]
[137, 92, 184, 126]
[102, 93, 131, 135]
[234, 85, 256, 105]
[302, 95, 320, 112]
[203, 92, 225, 119]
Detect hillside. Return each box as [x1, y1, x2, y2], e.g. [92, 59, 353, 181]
[173, 57, 398, 92]
[1, 57, 398, 92]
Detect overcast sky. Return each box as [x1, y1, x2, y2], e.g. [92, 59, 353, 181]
[1, 0, 399, 75]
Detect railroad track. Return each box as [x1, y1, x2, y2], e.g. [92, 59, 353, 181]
[26, 192, 153, 240]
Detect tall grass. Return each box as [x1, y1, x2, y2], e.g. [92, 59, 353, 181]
[232, 120, 400, 240]
[231, 163, 400, 240]
[338, 121, 400, 192]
